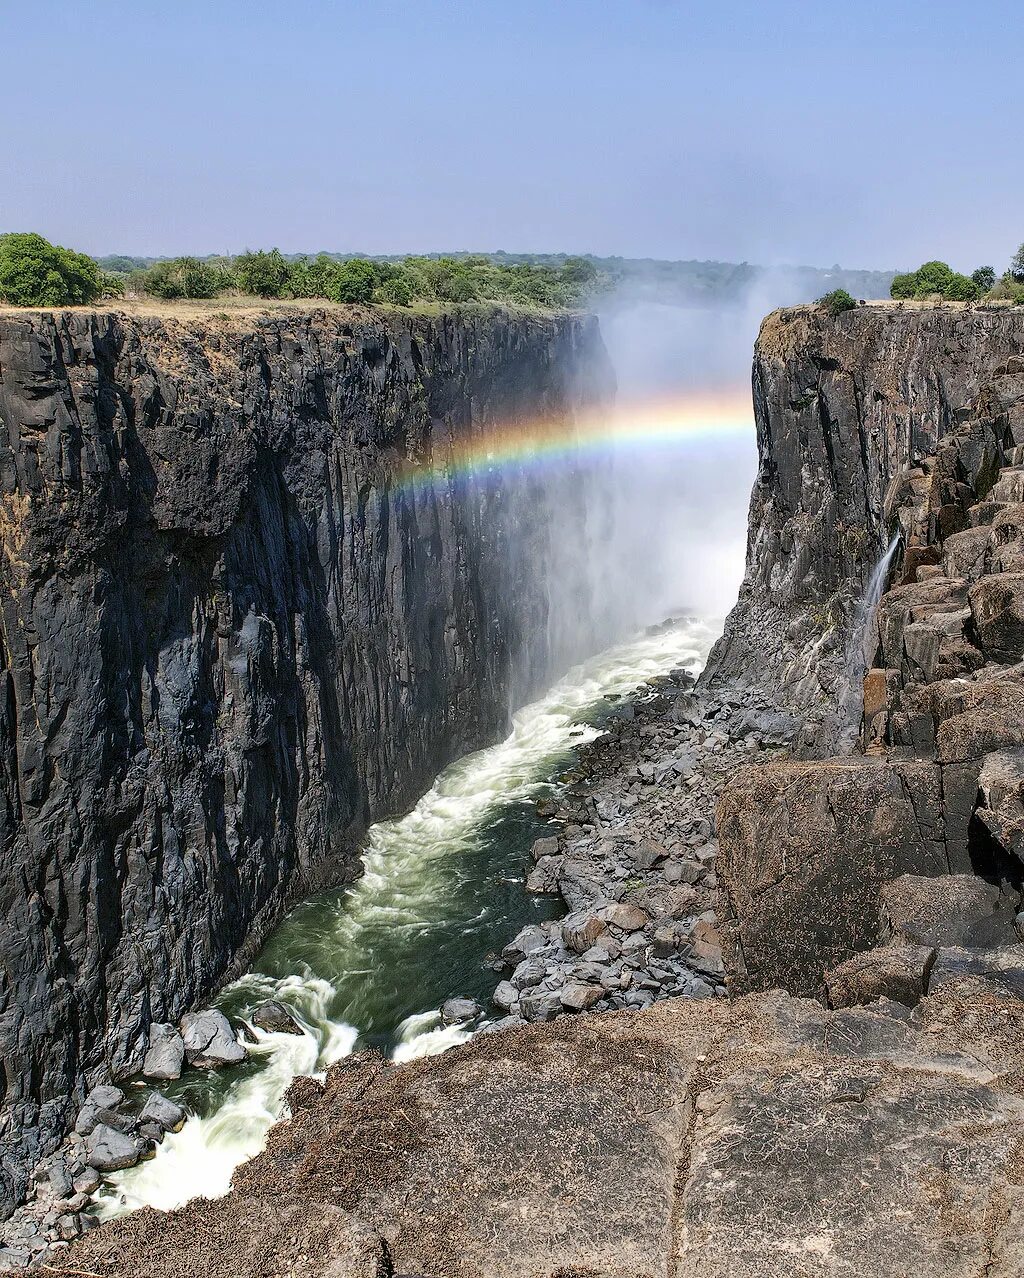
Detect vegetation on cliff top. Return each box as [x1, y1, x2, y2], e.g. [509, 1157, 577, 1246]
[890, 245, 1024, 304]
[0, 235, 603, 310]
[0, 234, 102, 307]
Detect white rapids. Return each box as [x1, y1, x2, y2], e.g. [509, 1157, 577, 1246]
[98, 616, 718, 1217]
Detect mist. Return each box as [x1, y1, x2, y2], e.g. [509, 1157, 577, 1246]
[541, 267, 863, 661]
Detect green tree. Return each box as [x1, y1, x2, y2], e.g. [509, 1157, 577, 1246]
[327, 258, 376, 303]
[889, 261, 979, 302]
[561, 256, 598, 287]
[378, 272, 414, 306]
[1010, 244, 1024, 284]
[143, 257, 221, 299]
[0, 233, 101, 307]
[972, 266, 996, 293]
[288, 254, 340, 298]
[819, 288, 857, 316]
[234, 248, 291, 297]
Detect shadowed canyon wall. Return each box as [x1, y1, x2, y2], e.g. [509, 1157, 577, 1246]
[0, 305, 611, 1210]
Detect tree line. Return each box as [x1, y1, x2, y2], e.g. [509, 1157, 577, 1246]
[0, 235, 601, 310]
[888, 247, 1024, 304]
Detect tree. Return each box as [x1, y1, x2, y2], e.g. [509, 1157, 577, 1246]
[889, 261, 979, 302]
[234, 249, 291, 297]
[819, 288, 857, 316]
[561, 256, 598, 286]
[288, 254, 340, 299]
[327, 258, 376, 304]
[0, 233, 101, 307]
[378, 273, 414, 306]
[143, 257, 221, 299]
[972, 266, 996, 293]
[1010, 244, 1024, 284]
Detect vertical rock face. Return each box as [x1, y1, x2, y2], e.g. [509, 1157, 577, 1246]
[703, 303, 1024, 752]
[713, 301, 1024, 995]
[0, 304, 612, 1208]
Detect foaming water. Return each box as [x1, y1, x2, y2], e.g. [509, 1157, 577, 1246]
[99, 617, 717, 1217]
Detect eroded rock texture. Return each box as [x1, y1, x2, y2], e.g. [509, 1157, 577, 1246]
[702, 303, 1024, 753]
[0, 305, 611, 1212]
[715, 302, 1024, 997]
[68, 983, 1024, 1278]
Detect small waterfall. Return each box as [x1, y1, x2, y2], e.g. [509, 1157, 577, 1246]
[850, 531, 902, 676]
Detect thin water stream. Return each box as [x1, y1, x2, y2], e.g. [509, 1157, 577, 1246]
[99, 617, 717, 1216]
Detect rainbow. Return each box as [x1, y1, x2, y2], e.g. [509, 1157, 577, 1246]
[395, 388, 754, 494]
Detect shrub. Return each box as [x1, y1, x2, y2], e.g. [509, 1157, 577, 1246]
[288, 254, 341, 299]
[99, 272, 126, 299]
[378, 273, 413, 306]
[327, 258, 376, 304]
[0, 232, 101, 306]
[819, 288, 857, 316]
[234, 249, 291, 297]
[889, 260, 979, 302]
[972, 266, 996, 293]
[142, 257, 222, 300]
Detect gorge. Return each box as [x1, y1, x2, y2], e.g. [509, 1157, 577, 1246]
[2, 295, 1024, 1276]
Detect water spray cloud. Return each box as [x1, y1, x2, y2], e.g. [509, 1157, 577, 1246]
[395, 389, 754, 495]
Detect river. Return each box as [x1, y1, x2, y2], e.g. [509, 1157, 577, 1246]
[98, 616, 717, 1215]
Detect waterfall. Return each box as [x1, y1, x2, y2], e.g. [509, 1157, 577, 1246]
[852, 531, 902, 673]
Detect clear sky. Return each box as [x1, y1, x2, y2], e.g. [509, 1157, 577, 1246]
[3, 0, 1019, 271]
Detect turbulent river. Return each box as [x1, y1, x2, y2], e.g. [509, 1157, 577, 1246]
[99, 617, 717, 1216]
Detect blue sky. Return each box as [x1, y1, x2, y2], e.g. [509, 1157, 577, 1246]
[3, 1, 1019, 270]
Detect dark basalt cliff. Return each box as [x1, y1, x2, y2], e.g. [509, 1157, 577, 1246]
[0, 304, 611, 1211]
[703, 302, 1024, 752]
[712, 302, 1024, 999]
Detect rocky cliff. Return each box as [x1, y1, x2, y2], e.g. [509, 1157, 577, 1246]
[703, 302, 1024, 752]
[0, 303, 611, 1213]
[711, 301, 1024, 997]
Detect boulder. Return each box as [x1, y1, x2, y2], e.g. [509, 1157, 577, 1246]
[929, 943, 1024, 998]
[142, 1022, 186, 1081]
[440, 998, 482, 1026]
[509, 957, 547, 990]
[969, 573, 1024, 663]
[976, 748, 1024, 868]
[86, 1084, 124, 1111]
[630, 839, 669, 871]
[492, 981, 518, 1013]
[139, 1092, 186, 1133]
[517, 988, 562, 1023]
[600, 902, 649, 932]
[251, 1000, 304, 1036]
[825, 942, 936, 1008]
[881, 874, 1015, 949]
[530, 836, 559, 862]
[180, 1010, 247, 1068]
[501, 924, 548, 963]
[716, 757, 948, 995]
[86, 1125, 142, 1173]
[559, 983, 604, 1011]
[561, 911, 606, 954]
